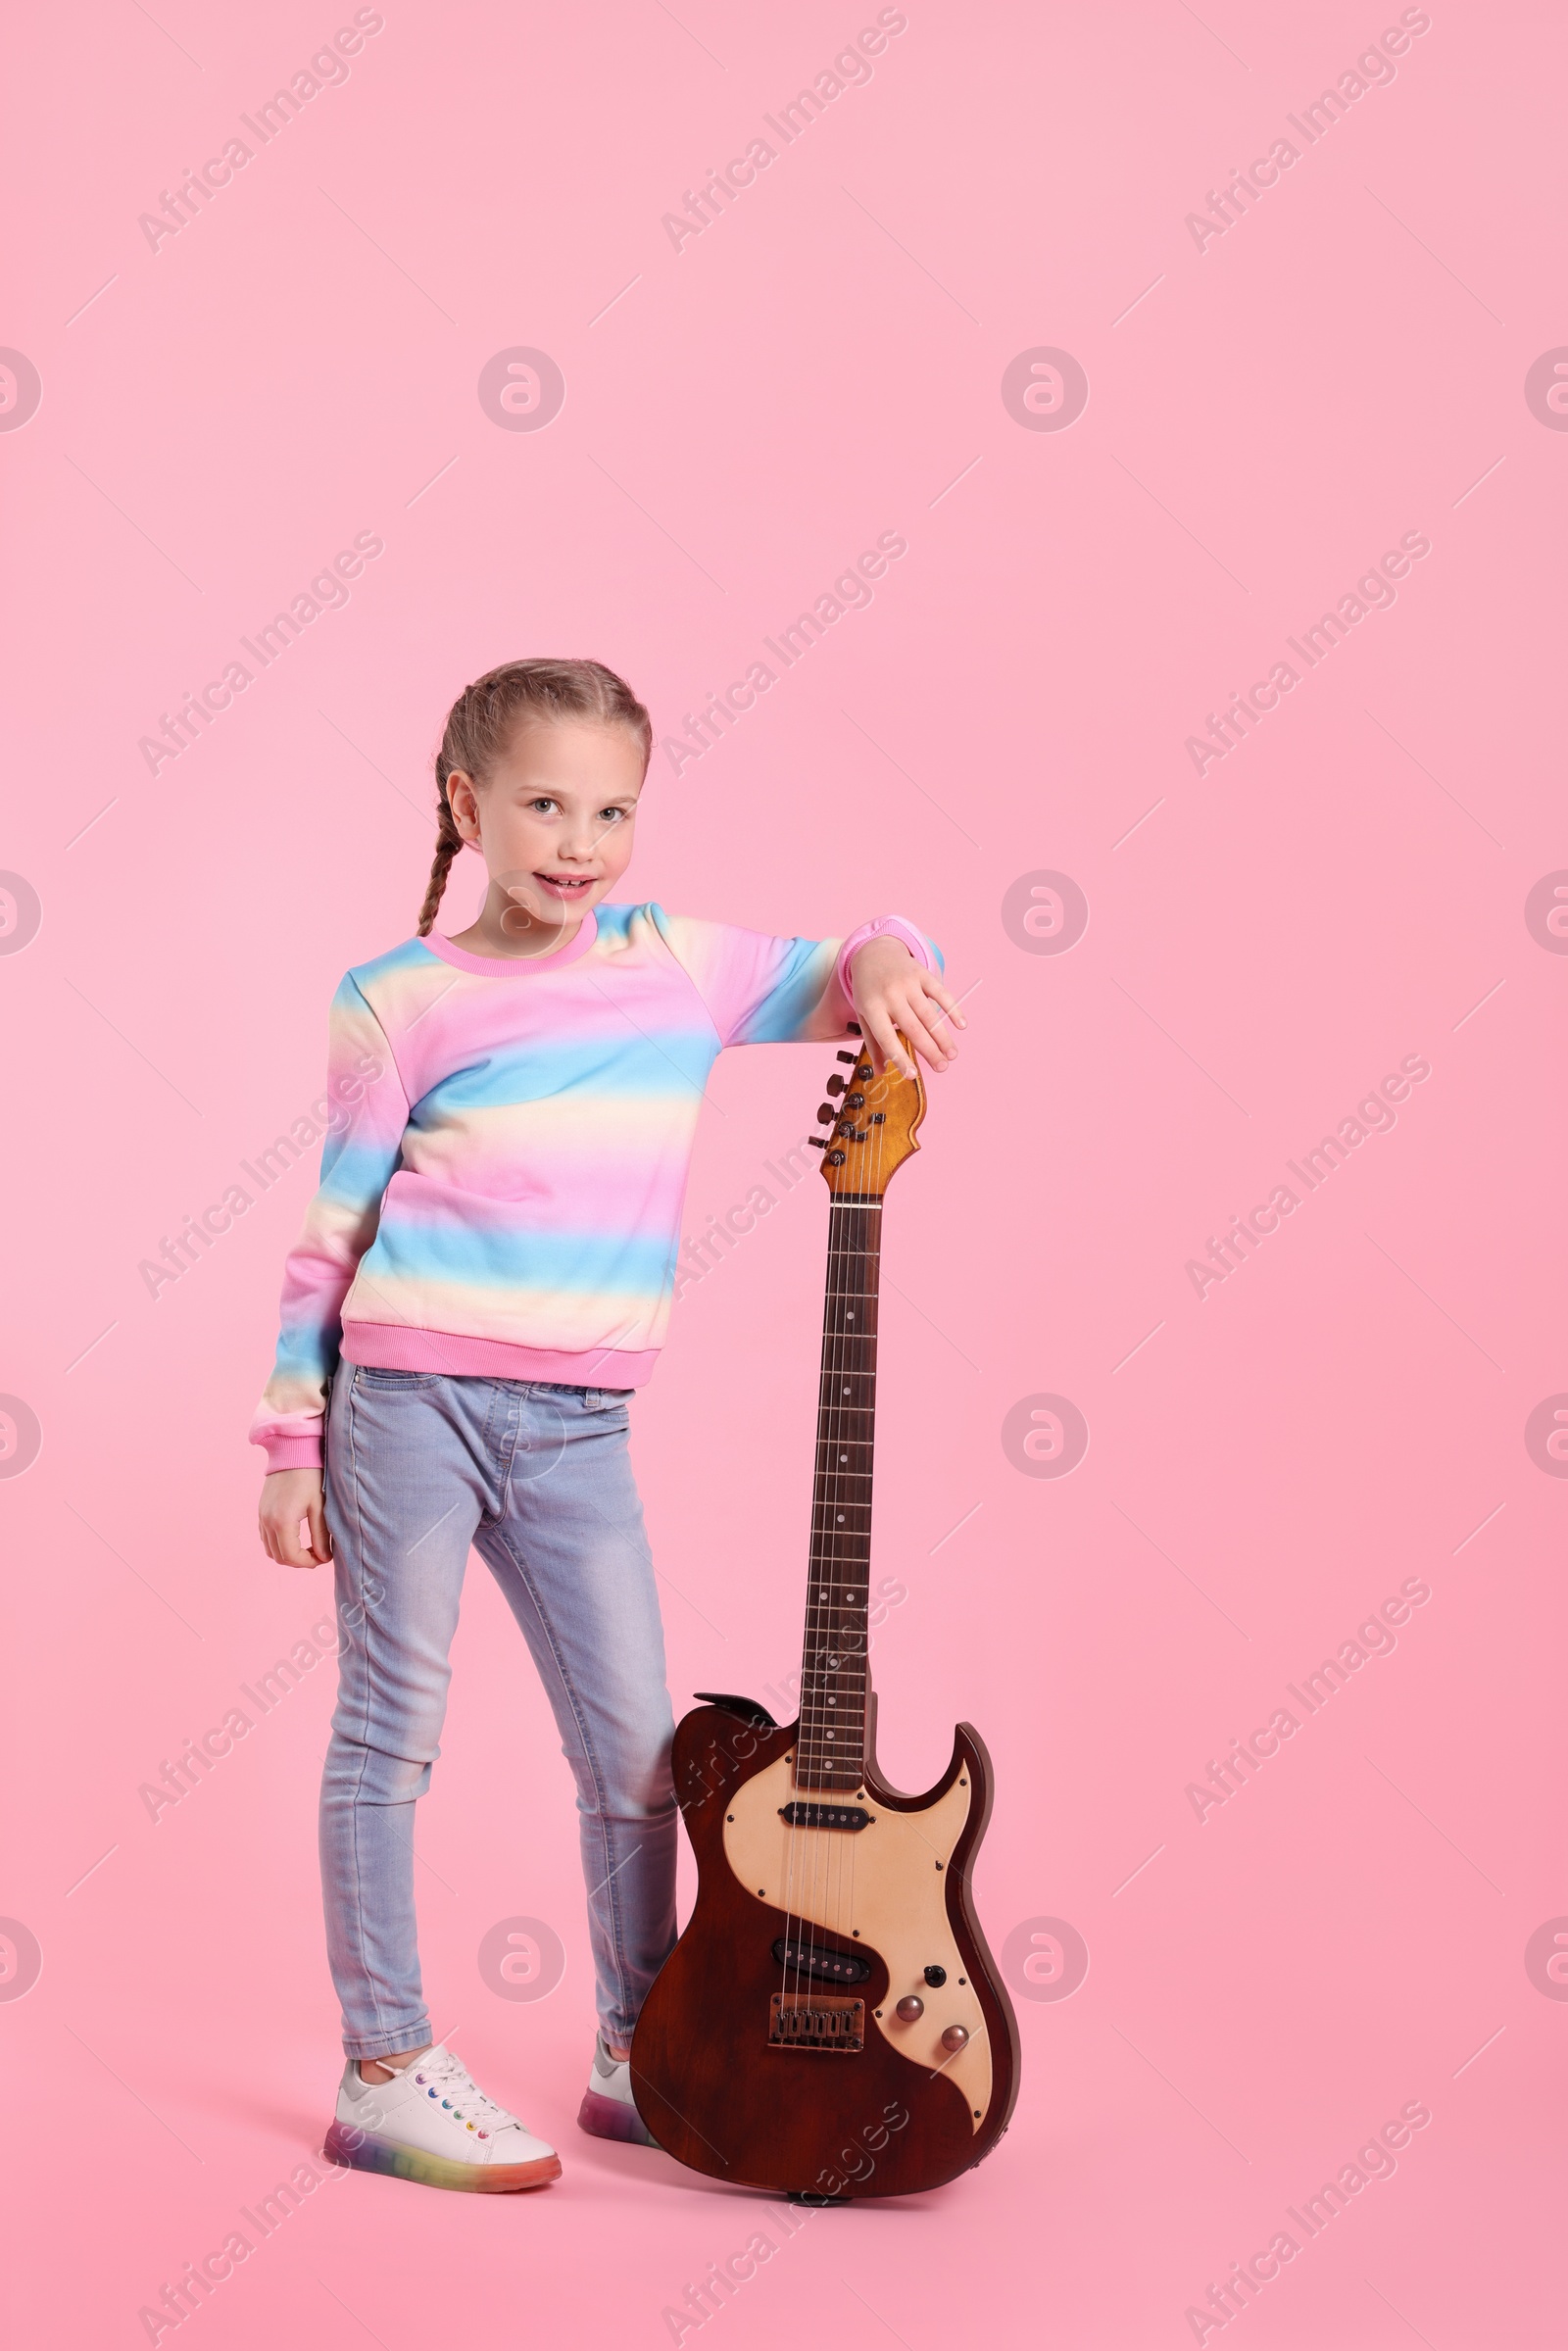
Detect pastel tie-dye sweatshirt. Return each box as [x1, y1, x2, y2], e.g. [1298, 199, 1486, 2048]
[251, 903, 937, 1471]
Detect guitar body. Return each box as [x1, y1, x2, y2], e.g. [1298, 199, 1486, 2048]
[631, 1031, 1021, 2198]
[631, 1697, 1020, 2198]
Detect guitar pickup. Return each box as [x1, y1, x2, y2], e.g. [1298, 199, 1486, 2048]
[778, 1801, 872, 1831]
[771, 1937, 871, 1986]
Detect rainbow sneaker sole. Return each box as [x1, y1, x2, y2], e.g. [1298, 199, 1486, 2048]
[577, 2085, 658, 2146]
[324, 2117, 561, 2193]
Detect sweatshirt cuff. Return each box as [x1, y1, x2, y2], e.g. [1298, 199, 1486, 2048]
[257, 1433, 324, 1474]
[836, 915, 938, 1007]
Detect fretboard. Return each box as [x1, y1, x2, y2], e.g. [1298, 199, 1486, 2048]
[794, 1197, 882, 1790]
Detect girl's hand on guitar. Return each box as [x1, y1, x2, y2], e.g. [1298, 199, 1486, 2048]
[848, 939, 964, 1081]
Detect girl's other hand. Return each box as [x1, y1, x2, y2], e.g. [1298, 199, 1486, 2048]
[848, 939, 964, 1082]
[259, 1468, 332, 1568]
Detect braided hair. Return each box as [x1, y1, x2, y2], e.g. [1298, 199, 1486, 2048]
[418, 659, 653, 936]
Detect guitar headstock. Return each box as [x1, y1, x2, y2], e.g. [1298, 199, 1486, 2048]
[810, 1028, 926, 1199]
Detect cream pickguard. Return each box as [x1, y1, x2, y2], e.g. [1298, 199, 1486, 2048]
[723, 1748, 992, 2131]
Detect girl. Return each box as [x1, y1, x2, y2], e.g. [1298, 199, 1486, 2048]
[253, 658, 959, 2193]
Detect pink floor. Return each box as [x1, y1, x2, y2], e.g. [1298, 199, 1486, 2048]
[3, 2, 1564, 2343]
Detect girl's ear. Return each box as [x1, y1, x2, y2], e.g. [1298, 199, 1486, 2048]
[446, 770, 482, 844]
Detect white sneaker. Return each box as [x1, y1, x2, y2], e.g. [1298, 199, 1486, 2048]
[577, 2031, 659, 2146]
[325, 2043, 561, 2192]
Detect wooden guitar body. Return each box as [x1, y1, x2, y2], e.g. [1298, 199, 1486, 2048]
[631, 1697, 1020, 2198]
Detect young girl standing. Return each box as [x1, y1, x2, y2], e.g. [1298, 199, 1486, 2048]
[253, 659, 958, 2192]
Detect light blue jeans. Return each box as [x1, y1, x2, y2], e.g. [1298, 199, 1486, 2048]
[320, 1367, 678, 2061]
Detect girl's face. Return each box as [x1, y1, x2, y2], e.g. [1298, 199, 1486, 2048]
[447, 717, 644, 930]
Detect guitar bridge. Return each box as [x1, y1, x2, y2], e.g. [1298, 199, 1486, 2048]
[768, 1993, 865, 2053]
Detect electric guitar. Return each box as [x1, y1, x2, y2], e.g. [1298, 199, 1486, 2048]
[630, 1031, 1020, 2199]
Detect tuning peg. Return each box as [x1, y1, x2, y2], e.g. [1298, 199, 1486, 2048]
[808, 1137, 827, 1150]
[836, 1051, 858, 1064]
[846, 1021, 862, 1035]
[815, 1103, 835, 1124]
[826, 1075, 846, 1095]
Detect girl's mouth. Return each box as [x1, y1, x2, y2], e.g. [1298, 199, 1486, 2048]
[534, 873, 595, 900]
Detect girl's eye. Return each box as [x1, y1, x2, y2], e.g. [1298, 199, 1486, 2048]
[597, 807, 626, 824]
[529, 797, 558, 813]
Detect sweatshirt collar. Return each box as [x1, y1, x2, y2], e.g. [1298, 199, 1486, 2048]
[421, 909, 599, 977]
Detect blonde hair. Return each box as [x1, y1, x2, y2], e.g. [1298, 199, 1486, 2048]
[418, 659, 653, 936]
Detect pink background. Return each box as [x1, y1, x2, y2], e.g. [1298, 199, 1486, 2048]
[3, 2, 1564, 2342]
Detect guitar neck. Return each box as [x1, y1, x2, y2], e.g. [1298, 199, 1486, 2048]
[795, 1195, 882, 1791]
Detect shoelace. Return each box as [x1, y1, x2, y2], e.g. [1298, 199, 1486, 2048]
[408, 2049, 520, 2141]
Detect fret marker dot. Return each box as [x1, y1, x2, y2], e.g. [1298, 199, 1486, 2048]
[842, 1386, 850, 1396]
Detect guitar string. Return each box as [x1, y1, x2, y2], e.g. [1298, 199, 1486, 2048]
[854, 1057, 892, 2013]
[817, 1151, 849, 1993]
[838, 1100, 875, 1990]
[826, 1043, 878, 2004]
[780, 1164, 819, 2017]
[784, 1028, 860, 2024]
[798, 1067, 851, 2014]
[780, 1113, 813, 2017]
[848, 1057, 890, 2022]
[778, 1046, 841, 2023]
[811, 1036, 888, 2030]
[824, 1185, 854, 1990]
[833, 1045, 888, 2029]
[820, 1038, 866, 2006]
[779, 1027, 900, 2047]
[785, 1086, 830, 2015]
[832, 1183, 851, 1982]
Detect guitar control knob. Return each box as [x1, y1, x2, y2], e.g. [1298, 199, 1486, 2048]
[941, 2024, 969, 2053]
[894, 1995, 924, 2023]
[923, 1965, 947, 1986]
